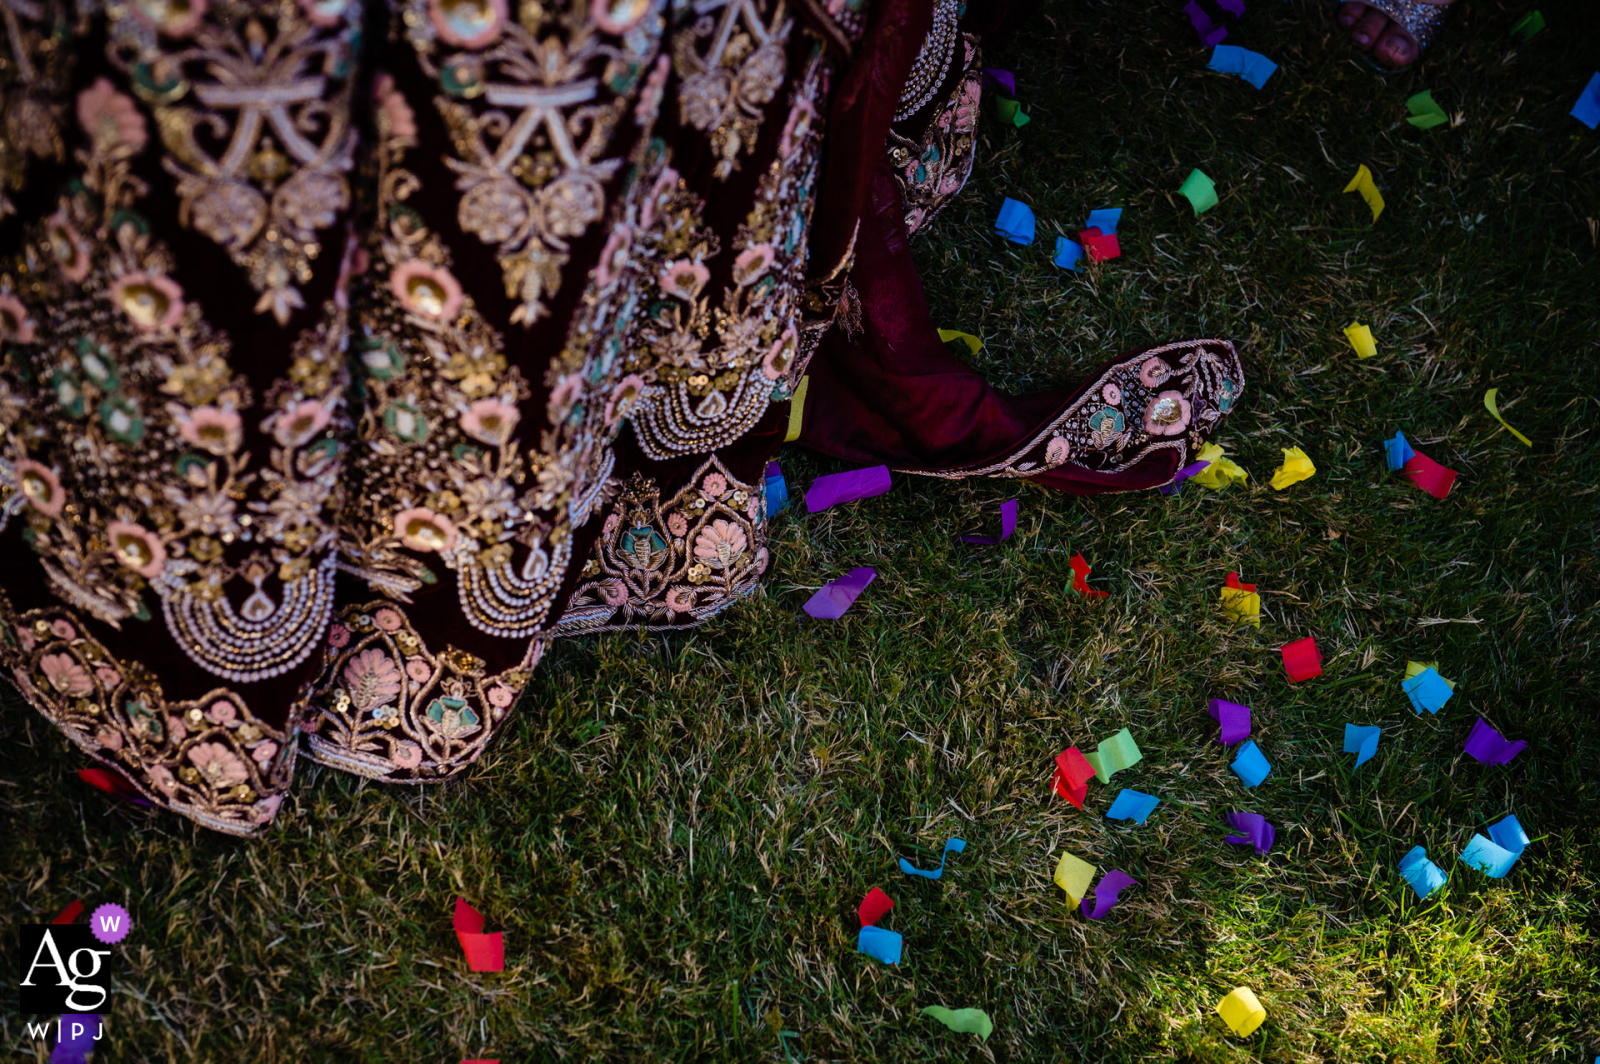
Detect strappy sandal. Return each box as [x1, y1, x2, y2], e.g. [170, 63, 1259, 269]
[1340, 0, 1453, 69]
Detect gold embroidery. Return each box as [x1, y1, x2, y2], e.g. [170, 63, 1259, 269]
[889, 34, 979, 239]
[671, 0, 792, 179]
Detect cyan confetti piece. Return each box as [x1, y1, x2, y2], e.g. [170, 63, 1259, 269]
[1230, 740, 1271, 787]
[1398, 845, 1447, 899]
[1402, 667, 1453, 715]
[1343, 724, 1381, 768]
[1053, 236, 1083, 271]
[856, 925, 902, 964]
[1085, 207, 1122, 235]
[1209, 45, 1277, 89]
[1460, 833, 1520, 878]
[995, 197, 1035, 245]
[1106, 789, 1160, 824]
[899, 838, 966, 879]
[1489, 813, 1530, 857]
[1384, 430, 1415, 471]
[764, 461, 787, 517]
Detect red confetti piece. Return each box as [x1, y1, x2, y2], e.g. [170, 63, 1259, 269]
[1052, 747, 1096, 808]
[52, 900, 84, 924]
[1075, 227, 1122, 262]
[1281, 637, 1323, 683]
[453, 897, 504, 972]
[1402, 452, 1457, 499]
[1224, 571, 1256, 592]
[858, 888, 895, 927]
[1070, 553, 1110, 598]
[78, 767, 154, 807]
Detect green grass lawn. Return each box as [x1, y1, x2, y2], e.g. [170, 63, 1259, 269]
[5, 0, 1599, 1060]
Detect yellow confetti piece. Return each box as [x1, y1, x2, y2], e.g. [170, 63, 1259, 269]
[1216, 986, 1267, 1037]
[1344, 322, 1377, 359]
[1343, 164, 1385, 222]
[1190, 442, 1249, 489]
[1269, 446, 1316, 491]
[1053, 851, 1097, 907]
[938, 329, 983, 354]
[1483, 388, 1532, 447]
[783, 375, 809, 443]
[1405, 660, 1456, 691]
[1219, 587, 1261, 628]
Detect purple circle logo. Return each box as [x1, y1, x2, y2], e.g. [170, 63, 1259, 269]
[89, 902, 131, 945]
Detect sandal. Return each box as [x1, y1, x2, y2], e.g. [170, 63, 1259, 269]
[1336, 0, 1453, 70]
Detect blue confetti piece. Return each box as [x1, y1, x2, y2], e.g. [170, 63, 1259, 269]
[1402, 668, 1453, 715]
[856, 925, 902, 964]
[995, 197, 1036, 245]
[1053, 236, 1082, 270]
[1384, 430, 1415, 471]
[1488, 814, 1530, 857]
[1343, 723, 1381, 768]
[1230, 740, 1271, 787]
[1460, 833, 1520, 879]
[899, 837, 966, 879]
[1105, 789, 1160, 824]
[1398, 845, 1447, 899]
[764, 461, 788, 517]
[1571, 72, 1600, 130]
[1084, 207, 1122, 235]
[1209, 45, 1278, 89]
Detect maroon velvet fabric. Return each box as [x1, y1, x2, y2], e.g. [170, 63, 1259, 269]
[799, 162, 1197, 494]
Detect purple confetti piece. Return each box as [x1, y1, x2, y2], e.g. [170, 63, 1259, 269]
[49, 1015, 103, 1064]
[1216, 0, 1245, 16]
[1223, 811, 1275, 856]
[1463, 718, 1527, 766]
[983, 67, 1016, 96]
[1207, 698, 1252, 745]
[958, 498, 1018, 544]
[803, 567, 877, 620]
[1080, 869, 1138, 920]
[1183, 0, 1228, 46]
[1158, 459, 1211, 495]
[805, 465, 891, 513]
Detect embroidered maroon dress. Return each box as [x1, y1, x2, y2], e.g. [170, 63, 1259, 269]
[0, 0, 1241, 833]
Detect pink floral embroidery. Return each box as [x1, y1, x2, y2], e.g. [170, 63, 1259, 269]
[328, 624, 351, 648]
[604, 374, 645, 427]
[109, 272, 185, 330]
[634, 55, 670, 125]
[177, 406, 243, 455]
[548, 373, 583, 423]
[40, 653, 92, 695]
[251, 740, 279, 764]
[270, 398, 333, 448]
[664, 587, 696, 614]
[667, 513, 689, 537]
[701, 472, 728, 499]
[693, 519, 747, 569]
[640, 167, 680, 229]
[1141, 390, 1192, 437]
[373, 72, 418, 138]
[732, 244, 776, 286]
[373, 607, 404, 632]
[94, 666, 122, 688]
[598, 580, 629, 606]
[603, 512, 621, 535]
[95, 725, 123, 751]
[188, 742, 249, 787]
[595, 225, 632, 287]
[345, 648, 403, 710]
[150, 764, 177, 797]
[1046, 436, 1070, 464]
[1138, 357, 1171, 388]
[76, 78, 149, 154]
[207, 700, 238, 724]
[167, 715, 187, 743]
[660, 260, 710, 301]
[405, 657, 431, 683]
[48, 210, 92, 283]
[0, 293, 35, 343]
[49, 619, 76, 642]
[252, 795, 283, 824]
[486, 684, 516, 708]
[16, 459, 65, 517]
[763, 328, 797, 381]
[391, 260, 464, 321]
[754, 547, 770, 574]
[392, 742, 424, 769]
[428, 0, 507, 48]
[780, 98, 816, 159]
[394, 507, 457, 553]
[460, 398, 520, 445]
[16, 627, 35, 651]
[1102, 383, 1122, 405]
[107, 520, 167, 578]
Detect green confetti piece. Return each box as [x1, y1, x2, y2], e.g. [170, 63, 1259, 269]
[1082, 727, 1143, 781]
[1509, 10, 1544, 41]
[921, 1006, 993, 1042]
[994, 96, 1030, 127]
[1405, 90, 1448, 130]
[1179, 168, 1218, 215]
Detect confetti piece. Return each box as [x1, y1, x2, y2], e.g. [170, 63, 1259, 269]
[1398, 845, 1447, 899]
[1085, 207, 1122, 234]
[1069, 552, 1110, 598]
[1344, 723, 1381, 768]
[1157, 459, 1210, 495]
[1483, 388, 1532, 447]
[1464, 718, 1526, 765]
[1344, 322, 1377, 358]
[995, 197, 1036, 244]
[958, 498, 1017, 544]
[1224, 811, 1275, 855]
[1401, 666, 1453, 714]
[1281, 636, 1323, 683]
[1179, 168, 1219, 215]
[856, 925, 902, 964]
[937, 328, 983, 354]
[1216, 986, 1266, 1036]
[803, 567, 877, 620]
[1053, 236, 1083, 270]
[1269, 446, 1316, 490]
[454, 897, 505, 972]
[764, 461, 788, 517]
[1084, 727, 1143, 781]
[1076, 227, 1121, 262]
[994, 95, 1031, 127]
[1081, 869, 1137, 919]
[1208, 698, 1252, 744]
[1403, 450, 1458, 499]
[1053, 851, 1097, 906]
[1208, 45, 1277, 89]
[1404, 660, 1455, 689]
[1183, 0, 1228, 45]
[900, 838, 967, 879]
[1053, 746, 1097, 808]
[858, 888, 895, 926]
[1572, 73, 1600, 130]
[982, 67, 1015, 95]
[1216, 0, 1245, 15]
[1405, 89, 1449, 129]
[806, 466, 891, 512]
[48, 1014, 103, 1064]
[1460, 834, 1520, 878]
[52, 900, 84, 924]
[1219, 571, 1261, 627]
[1106, 789, 1160, 824]
[922, 1006, 993, 1041]
[783, 374, 808, 442]
[1343, 164, 1385, 222]
[1509, 10, 1544, 40]
[1191, 442, 1248, 488]
[78, 766, 154, 807]
[1383, 430, 1415, 471]
[1230, 740, 1271, 787]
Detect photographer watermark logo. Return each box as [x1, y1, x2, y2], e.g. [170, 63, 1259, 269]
[19, 900, 127, 1056]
